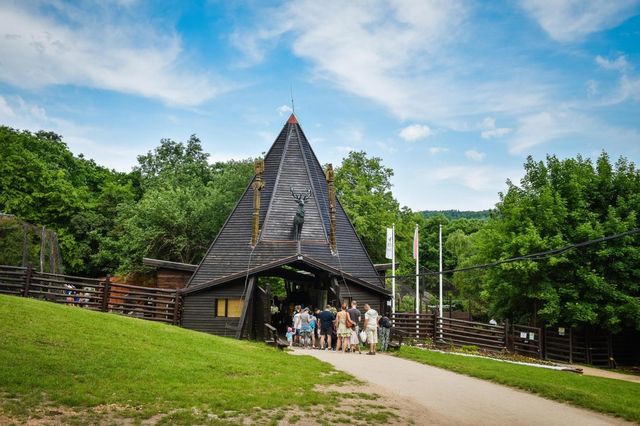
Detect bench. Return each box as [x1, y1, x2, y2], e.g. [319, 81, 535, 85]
[264, 323, 289, 350]
[388, 328, 406, 351]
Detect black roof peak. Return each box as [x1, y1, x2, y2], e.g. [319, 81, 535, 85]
[186, 117, 385, 291]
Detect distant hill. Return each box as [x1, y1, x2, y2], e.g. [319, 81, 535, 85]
[421, 210, 491, 220]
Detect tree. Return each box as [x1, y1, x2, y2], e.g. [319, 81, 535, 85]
[474, 153, 640, 331]
[334, 151, 400, 263]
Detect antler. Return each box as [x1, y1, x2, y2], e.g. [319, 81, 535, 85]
[302, 189, 312, 200]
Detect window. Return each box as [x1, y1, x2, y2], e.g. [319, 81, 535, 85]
[216, 298, 243, 318]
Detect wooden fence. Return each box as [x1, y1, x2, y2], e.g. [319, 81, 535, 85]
[0, 265, 181, 325]
[391, 312, 507, 351]
[512, 324, 543, 359]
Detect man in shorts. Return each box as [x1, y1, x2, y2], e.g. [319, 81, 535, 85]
[317, 305, 335, 350]
[363, 303, 379, 355]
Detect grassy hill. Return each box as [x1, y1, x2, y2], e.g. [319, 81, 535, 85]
[0, 295, 393, 425]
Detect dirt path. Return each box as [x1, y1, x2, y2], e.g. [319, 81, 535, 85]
[292, 349, 630, 426]
[579, 365, 640, 384]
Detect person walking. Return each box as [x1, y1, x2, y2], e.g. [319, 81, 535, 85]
[292, 305, 301, 346]
[299, 307, 312, 348]
[347, 300, 362, 354]
[363, 303, 379, 355]
[334, 303, 352, 352]
[317, 305, 335, 350]
[379, 313, 392, 352]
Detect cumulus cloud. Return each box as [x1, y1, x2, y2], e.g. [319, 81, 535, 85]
[276, 104, 293, 116]
[0, 2, 227, 106]
[399, 124, 432, 142]
[465, 150, 486, 161]
[520, 0, 640, 42]
[428, 165, 519, 192]
[480, 116, 511, 139]
[428, 147, 448, 155]
[596, 55, 629, 71]
[509, 109, 640, 153]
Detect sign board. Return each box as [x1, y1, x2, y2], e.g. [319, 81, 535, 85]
[529, 332, 535, 340]
[558, 327, 565, 336]
[520, 332, 527, 339]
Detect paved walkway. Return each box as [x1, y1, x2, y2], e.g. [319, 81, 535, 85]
[292, 349, 630, 425]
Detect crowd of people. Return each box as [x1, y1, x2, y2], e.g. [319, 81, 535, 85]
[285, 301, 392, 354]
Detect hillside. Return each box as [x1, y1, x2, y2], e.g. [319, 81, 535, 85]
[0, 296, 395, 425]
[421, 210, 491, 220]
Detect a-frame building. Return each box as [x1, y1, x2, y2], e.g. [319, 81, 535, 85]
[181, 114, 390, 339]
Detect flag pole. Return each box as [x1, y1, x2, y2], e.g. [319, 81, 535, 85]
[439, 224, 443, 318]
[415, 223, 419, 315]
[391, 223, 396, 315]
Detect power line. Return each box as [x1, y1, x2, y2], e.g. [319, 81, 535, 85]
[373, 227, 640, 279]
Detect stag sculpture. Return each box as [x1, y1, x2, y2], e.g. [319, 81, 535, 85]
[290, 186, 312, 240]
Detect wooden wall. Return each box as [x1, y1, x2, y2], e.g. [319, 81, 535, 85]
[157, 268, 192, 290]
[181, 279, 246, 336]
[338, 282, 388, 316]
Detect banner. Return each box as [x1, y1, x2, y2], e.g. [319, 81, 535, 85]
[385, 227, 393, 259]
[413, 224, 419, 259]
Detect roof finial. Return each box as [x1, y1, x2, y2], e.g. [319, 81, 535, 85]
[290, 82, 295, 115]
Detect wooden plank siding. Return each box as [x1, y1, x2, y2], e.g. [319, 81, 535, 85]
[181, 279, 247, 336]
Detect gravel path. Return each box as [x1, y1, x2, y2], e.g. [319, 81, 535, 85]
[293, 349, 630, 425]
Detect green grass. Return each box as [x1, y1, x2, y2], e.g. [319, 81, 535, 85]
[397, 346, 640, 423]
[0, 295, 354, 423]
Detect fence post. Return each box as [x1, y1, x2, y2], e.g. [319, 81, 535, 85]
[504, 319, 510, 350]
[101, 274, 111, 312]
[172, 289, 182, 325]
[23, 264, 33, 297]
[569, 327, 573, 364]
[433, 311, 440, 342]
[539, 326, 544, 359]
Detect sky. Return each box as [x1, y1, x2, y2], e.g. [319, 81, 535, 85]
[0, 0, 639, 211]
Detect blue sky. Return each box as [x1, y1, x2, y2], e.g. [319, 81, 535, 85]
[1, 0, 639, 210]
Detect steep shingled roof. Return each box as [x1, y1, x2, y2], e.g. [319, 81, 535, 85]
[186, 114, 385, 293]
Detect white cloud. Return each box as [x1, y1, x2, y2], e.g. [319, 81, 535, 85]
[520, 0, 640, 42]
[0, 94, 139, 170]
[480, 116, 511, 139]
[399, 124, 432, 142]
[465, 150, 486, 161]
[0, 3, 227, 106]
[276, 104, 293, 116]
[586, 79, 599, 97]
[428, 147, 448, 155]
[509, 109, 640, 153]
[596, 55, 629, 71]
[428, 165, 519, 192]
[0, 96, 15, 118]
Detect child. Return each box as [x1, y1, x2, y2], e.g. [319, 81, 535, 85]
[286, 326, 294, 347]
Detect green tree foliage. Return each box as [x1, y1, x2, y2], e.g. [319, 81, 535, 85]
[472, 154, 640, 331]
[101, 137, 254, 273]
[334, 151, 401, 263]
[0, 127, 136, 275]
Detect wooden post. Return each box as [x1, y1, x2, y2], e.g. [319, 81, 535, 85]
[504, 319, 510, 350]
[325, 164, 337, 253]
[236, 276, 256, 339]
[539, 326, 544, 359]
[172, 290, 182, 325]
[101, 274, 111, 312]
[433, 311, 440, 342]
[21, 223, 29, 267]
[251, 160, 265, 246]
[569, 327, 573, 364]
[39, 226, 46, 273]
[23, 264, 33, 297]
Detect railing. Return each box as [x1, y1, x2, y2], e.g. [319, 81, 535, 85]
[437, 316, 506, 351]
[0, 265, 181, 325]
[391, 312, 435, 339]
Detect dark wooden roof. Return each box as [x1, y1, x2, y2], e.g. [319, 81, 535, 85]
[186, 114, 386, 293]
[142, 258, 197, 272]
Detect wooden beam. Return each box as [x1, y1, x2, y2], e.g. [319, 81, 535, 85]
[255, 267, 315, 283]
[236, 276, 256, 339]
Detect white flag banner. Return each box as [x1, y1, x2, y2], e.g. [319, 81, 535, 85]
[413, 224, 419, 260]
[385, 227, 393, 259]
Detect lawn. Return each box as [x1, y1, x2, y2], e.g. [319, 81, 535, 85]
[0, 295, 394, 425]
[396, 346, 640, 423]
